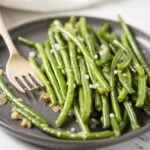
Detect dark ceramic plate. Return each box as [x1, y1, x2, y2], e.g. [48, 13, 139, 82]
[0, 16, 150, 149]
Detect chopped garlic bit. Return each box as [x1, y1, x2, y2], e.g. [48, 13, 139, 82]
[99, 50, 105, 56]
[113, 70, 121, 74]
[103, 67, 109, 73]
[0, 93, 8, 106]
[52, 105, 61, 113]
[131, 67, 136, 73]
[11, 111, 20, 120]
[12, 106, 17, 112]
[113, 70, 118, 74]
[40, 91, 50, 101]
[99, 45, 108, 56]
[120, 56, 125, 61]
[109, 113, 115, 118]
[129, 102, 132, 106]
[54, 43, 62, 51]
[29, 51, 36, 58]
[93, 54, 98, 60]
[21, 118, 32, 128]
[70, 127, 76, 132]
[85, 74, 90, 80]
[100, 44, 105, 50]
[89, 83, 100, 89]
[68, 109, 74, 116]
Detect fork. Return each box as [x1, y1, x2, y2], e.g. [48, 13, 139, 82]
[0, 13, 43, 92]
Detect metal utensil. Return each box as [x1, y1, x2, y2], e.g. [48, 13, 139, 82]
[0, 13, 43, 92]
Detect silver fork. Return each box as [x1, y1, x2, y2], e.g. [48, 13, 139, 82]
[0, 12, 43, 92]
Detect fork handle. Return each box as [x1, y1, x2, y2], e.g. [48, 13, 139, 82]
[0, 12, 18, 55]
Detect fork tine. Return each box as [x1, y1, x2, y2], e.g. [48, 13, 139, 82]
[30, 71, 43, 87]
[23, 75, 36, 90]
[9, 77, 25, 93]
[15, 77, 28, 92]
[15, 77, 37, 103]
[16, 77, 32, 91]
[29, 73, 42, 89]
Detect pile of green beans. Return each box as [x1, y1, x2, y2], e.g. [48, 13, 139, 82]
[1, 16, 150, 140]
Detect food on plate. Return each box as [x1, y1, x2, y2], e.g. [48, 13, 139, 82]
[0, 15, 150, 140]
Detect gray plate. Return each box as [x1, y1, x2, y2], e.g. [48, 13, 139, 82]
[0, 16, 150, 149]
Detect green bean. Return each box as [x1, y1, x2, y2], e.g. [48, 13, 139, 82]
[124, 101, 140, 130]
[101, 95, 110, 129]
[132, 59, 145, 77]
[79, 17, 96, 56]
[79, 59, 92, 123]
[113, 39, 145, 77]
[88, 27, 100, 52]
[54, 32, 71, 74]
[136, 75, 146, 107]
[29, 56, 57, 105]
[102, 64, 111, 82]
[106, 33, 118, 43]
[78, 87, 84, 115]
[102, 70, 110, 82]
[118, 15, 150, 77]
[52, 25, 77, 127]
[118, 87, 128, 102]
[99, 44, 112, 64]
[97, 23, 113, 46]
[45, 42, 67, 99]
[0, 76, 50, 125]
[69, 16, 77, 24]
[110, 114, 121, 136]
[35, 43, 64, 105]
[55, 68, 75, 127]
[85, 61, 103, 94]
[95, 92, 102, 112]
[115, 38, 147, 107]
[18, 36, 35, 48]
[48, 28, 64, 71]
[97, 23, 110, 39]
[110, 49, 124, 122]
[55, 26, 110, 93]
[68, 41, 81, 85]
[95, 59, 103, 67]
[40, 65, 45, 74]
[119, 110, 128, 131]
[74, 102, 89, 133]
[120, 34, 129, 48]
[143, 88, 150, 115]
[52, 20, 69, 41]
[0, 73, 115, 140]
[117, 54, 132, 70]
[118, 69, 134, 94]
[17, 107, 114, 139]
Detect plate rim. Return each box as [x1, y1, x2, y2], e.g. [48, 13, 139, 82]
[0, 15, 150, 149]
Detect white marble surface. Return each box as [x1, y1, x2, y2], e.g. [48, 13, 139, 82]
[0, 0, 150, 149]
